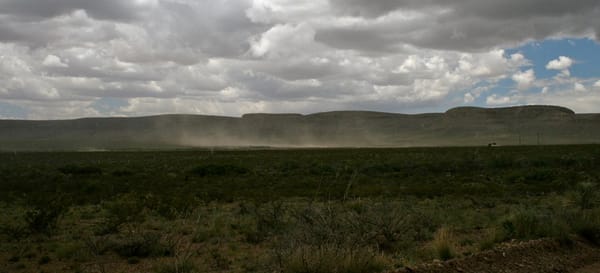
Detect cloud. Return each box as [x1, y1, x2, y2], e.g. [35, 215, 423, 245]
[321, 1, 600, 52]
[42, 55, 68, 68]
[574, 82, 587, 92]
[0, 0, 600, 118]
[546, 56, 573, 70]
[512, 69, 536, 90]
[249, 23, 316, 58]
[486, 94, 516, 106]
[463, 92, 475, 103]
[0, 0, 158, 21]
[328, 0, 600, 19]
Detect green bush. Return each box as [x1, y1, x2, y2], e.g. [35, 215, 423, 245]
[24, 196, 68, 235]
[58, 165, 102, 176]
[189, 164, 248, 177]
[96, 194, 145, 235]
[570, 210, 600, 245]
[499, 209, 571, 242]
[110, 232, 174, 258]
[154, 260, 199, 273]
[279, 244, 388, 273]
[573, 182, 598, 210]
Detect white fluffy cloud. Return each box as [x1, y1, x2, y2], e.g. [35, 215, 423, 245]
[0, 0, 599, 118]
[486, 94, 515, 105]
[574, 82, 587, 92]
[546, 56, 573, 70]
[512, 69, 536, 90]
[42, 55, 68, 68]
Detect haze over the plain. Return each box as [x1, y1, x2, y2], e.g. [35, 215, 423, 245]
[1, 105, 599, 150]
[1, 0, 600, 119]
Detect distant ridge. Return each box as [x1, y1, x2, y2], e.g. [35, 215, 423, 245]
[1, 105, 599, 150]
[446, 105, 575, 115]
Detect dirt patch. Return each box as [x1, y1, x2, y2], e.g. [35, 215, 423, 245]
[392, 239, 600, 273]
[575, 263, 600, 273]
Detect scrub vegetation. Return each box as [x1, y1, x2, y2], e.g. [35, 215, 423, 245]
[1, 145, 600, 272]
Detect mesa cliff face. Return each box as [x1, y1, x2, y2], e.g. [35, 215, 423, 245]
[0, 105, 598, 150]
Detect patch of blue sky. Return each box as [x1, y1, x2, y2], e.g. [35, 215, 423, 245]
[506, 38, 600, 79]
[479, 77, 516, 99]
[90, 97, 129, 115]
[0, 101, 28, 119]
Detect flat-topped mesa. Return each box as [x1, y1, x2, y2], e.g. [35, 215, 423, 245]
[241, 113, 304, 119]
[307, 111, 406, 119]
[445, 105, 575, 120]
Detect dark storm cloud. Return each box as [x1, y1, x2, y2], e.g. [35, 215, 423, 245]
[0, 0, 153, 21]
[322, 0, 600, 52]
[0, 14, 121, 47]
[329, 0, 600, 19]
[157, 0, 266, 58]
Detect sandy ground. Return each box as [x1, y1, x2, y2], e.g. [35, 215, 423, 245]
[391, 238, 600, 273]
[575, 263, 600, 273]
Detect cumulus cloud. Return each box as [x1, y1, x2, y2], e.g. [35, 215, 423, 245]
[512, 69, 536, 90]
[0, 0, 599, 118]
[0, 0, 158, 21]
[463, 92, 475, 103]
[322, 0, 600, 52]
[486, 94, 516, 106]
[546, 56, 573, 70]
[42, 55, 68, 68]
[574, 82, 587, 92]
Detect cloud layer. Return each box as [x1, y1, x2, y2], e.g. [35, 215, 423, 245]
[1, 0, 600, 119]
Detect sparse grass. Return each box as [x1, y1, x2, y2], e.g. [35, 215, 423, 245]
[0, 146, 600, 272]
[431, 227, 456, 261]
[280, 244, 389, 273]
[154, 259, 199, 273]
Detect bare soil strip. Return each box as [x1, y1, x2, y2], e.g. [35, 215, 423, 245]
[392, 239, 600, 273]
[575, 263, 600, 273]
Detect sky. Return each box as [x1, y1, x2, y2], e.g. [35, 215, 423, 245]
[0, 0, 599, 119]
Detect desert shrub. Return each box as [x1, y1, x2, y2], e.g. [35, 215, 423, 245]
[498, 209, 570, 241]
[55, 241, 86, 260]
[570, 210, 600, 245]
[189, 164, 248, 177]
[573, 182, 598, 210]
[58, 165, 102, 176]
[488, 155, 515, 169]
[307, 163, 336, 176]
[143, 193, 198, 220]
[193, 213, 232, 244]
[24, 196, 68, 235]
[111, 169, 134, 177]
[431, 227, 456, 261]
[0, 206, 28, 240]
[254, 201, 287, 236]
[110, 231, 174, 258]
[154, 260, 199, 273]
[478, 230, 498, 251]
[96, 194, 145, 235]
[231, 215, 263, 244]
[83, 235, 111, 256]
[38, 255, 51, 265]
[272, 201, 437, 273]
[360, 163, 402, 176]
[279, 244, 388, 273]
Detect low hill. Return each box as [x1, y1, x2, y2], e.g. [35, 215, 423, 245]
[1, 105, 599, 150]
